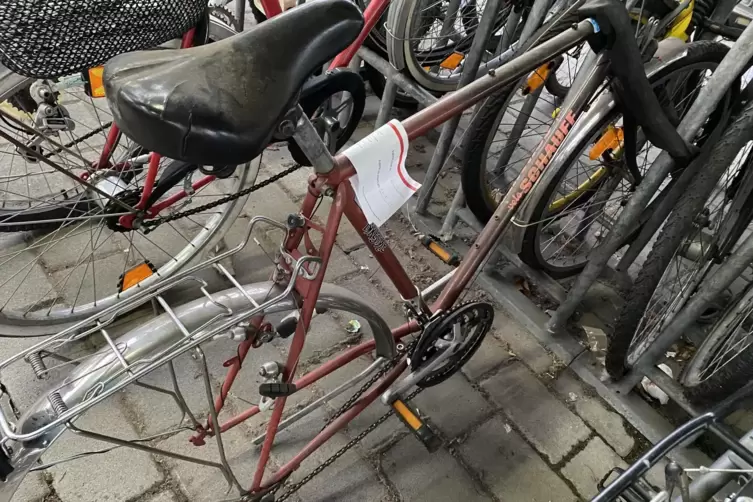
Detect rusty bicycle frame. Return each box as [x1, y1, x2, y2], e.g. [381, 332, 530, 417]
[180, 16, 602, 495]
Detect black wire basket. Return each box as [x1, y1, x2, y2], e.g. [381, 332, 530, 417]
[0, 0, 209, 78]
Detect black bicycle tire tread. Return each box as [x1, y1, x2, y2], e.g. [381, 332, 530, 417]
[606, 93, 753, 381]
[461, 3, 586, 224]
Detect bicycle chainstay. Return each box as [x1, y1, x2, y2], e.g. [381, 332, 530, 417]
[268, 339, 420, 502]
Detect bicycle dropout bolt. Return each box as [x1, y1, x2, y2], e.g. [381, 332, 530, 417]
[278, 119, 296, 138]
[259, 361, 282, 378]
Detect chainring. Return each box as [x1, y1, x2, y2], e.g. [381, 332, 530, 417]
[410, 302, 494, 387]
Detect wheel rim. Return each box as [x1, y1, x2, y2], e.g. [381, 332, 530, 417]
[479, 43, 592, 213]
[404, 0, 511, 89]
[628, 143, 753, 367]
[682, 296, 753, 387]
[531, 61, 717, 275]
[0, 77, 254, 332]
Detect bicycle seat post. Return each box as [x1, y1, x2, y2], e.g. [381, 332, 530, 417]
[290, 106, 336, 174]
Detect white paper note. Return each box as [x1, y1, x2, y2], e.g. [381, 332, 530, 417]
[342, 119, 421, 227]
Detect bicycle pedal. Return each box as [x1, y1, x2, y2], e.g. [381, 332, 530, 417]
[391, 398, 441, 452]
[420, 235, 460, 267]
[258, 382, 297, 399]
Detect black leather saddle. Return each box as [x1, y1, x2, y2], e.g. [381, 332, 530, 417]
[103, 0, 363, 166]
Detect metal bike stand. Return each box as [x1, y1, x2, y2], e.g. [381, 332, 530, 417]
[433, 0, 555, 238]
[546, 21, 753, 337]
[618, 225, 753, 395]
[356, 46, 437, 128]
[414, 0, 504, 214]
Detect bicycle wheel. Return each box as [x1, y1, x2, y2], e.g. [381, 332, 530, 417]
[391, 0, 513, 92]
[463, 40, 729, 278]
[681, 280, 753, 404]
[605, 96, 753, 381]
[0, 278, 403, 501]
[0, 14, 258, 336]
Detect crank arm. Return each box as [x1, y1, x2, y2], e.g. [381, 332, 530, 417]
[380, 324, 464, 405]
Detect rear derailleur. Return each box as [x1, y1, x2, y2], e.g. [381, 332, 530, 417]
[11, 80, 74, 162]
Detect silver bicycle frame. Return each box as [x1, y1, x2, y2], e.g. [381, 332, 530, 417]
[549, 19, 753, 338]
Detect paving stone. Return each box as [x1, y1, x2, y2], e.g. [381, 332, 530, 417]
[146, 491, 177, 502]
[271, 408, 387, 502]
[554, 370, 635, 457]
[308, 353, 406, 452]
[241, 176, 299, 219]
[323, 246, 359, 282]
[332, 274, 407, 331]
[461, 335, 511, 381]
[13, 471, 49, 502]
[48, 399, 163, 502]
[481, 362, 590, 464]
[311, 353, 376, 410]
[561, 437, 627, 499]
[260, 146, 310, 201]
[413, 374, 492, 439]
[124, 352, 216, 436]
[491, 313, 555, 374]
[156, 424, 261, 501]
[459, 416, 577, 501]
[381, 436, 491, 502]
[0, 250, 62, 314]
[36, 224, 123, 272]
[343, 397, 405, 452]
[307, 196, 364, 253]
[49, 253, 128, 310]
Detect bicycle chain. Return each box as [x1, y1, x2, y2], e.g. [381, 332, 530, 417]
[43, 121, 113, 159]
[274, 304, 487, 499]
[141, 163, 304, 233]
[273, 340, 421, 502]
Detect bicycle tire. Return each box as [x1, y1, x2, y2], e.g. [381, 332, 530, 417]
[682, 284, 753, 405]
[395, 0, 514, 92]
[0, 13, 257, 335]
[460, 0, 586, 223]
[463, 40, 730, 278]
[605, 84, 751, 381]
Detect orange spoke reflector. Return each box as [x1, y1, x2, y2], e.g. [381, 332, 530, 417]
[439, 52, 464, 70]
[522, 62, 553, 95]
[84, 66, 106, 98]
[118, 262, 155, 292]
[589, 125, 624, 160]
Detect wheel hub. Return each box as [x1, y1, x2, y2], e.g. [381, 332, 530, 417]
[104, 190, 141, 232]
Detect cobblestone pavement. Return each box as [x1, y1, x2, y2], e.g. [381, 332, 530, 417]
[2, 97, 672, 502]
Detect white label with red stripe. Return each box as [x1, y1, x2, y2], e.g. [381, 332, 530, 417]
[343, 119, 421, 228]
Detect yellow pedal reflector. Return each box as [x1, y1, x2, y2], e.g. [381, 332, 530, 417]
[552, 107, 561, 119]
[589, 125, 624, 160]
[393, 400, 422, 430]
[439, 52, 464, 70]
[522, 62, 553, 95]
[84, 66, 106, 98]
[421, 235, 460, 266]
[391, 398, 442, 452]
[118, 262, 155, 292]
